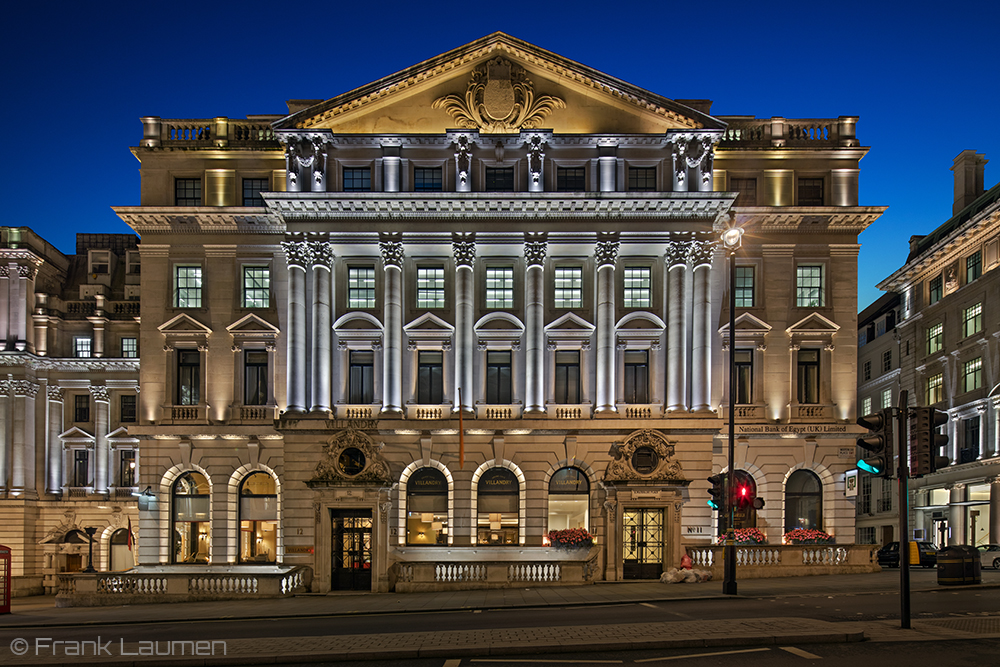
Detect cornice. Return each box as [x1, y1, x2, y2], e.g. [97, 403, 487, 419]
[0, 354, 139, 373]
[113, 208, 285, 235]
[736, 207, 886, 234]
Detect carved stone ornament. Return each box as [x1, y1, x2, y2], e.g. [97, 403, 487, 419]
[89, 385, 110, 403]
[309, 241, 334, 268]
[282, 241, 314, 269]
[12, 379, 39, 398]
[452, 233, 476, 268]
[454, 135, 473, 186]
[603, 499, 617, 523]
[688, 240, 715, 267]
[595, 234, 620, 268]
[47, 386, 64, 402]
[17, 264, 38, 280]
[665, 241, 691, 268]
[433, 57, 566, 134]
[603, 429, 688, 484]
[526, 135, 545, 185]
[379, 234, 404, 268]
[311, 429, 391, 485]
[524, 233, 548, 267]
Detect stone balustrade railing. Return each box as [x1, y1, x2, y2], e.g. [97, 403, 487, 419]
[55, 565, 311, 607]
[717, 116, 859, 149]
[476, 404, 521, 420]
[336, 405, 378, 420]
[685, 544, 879, 579]
[617, 404, 663, 419]
[140, 117, 280, 149]
[406, 405, 453, 420]
[547, 404, 592, 420]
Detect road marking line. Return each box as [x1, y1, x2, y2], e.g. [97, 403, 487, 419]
[471, 660, 622, 664]
[635, 647, 771, 662]
[443, 661, 462, 667]
[780, 646, 822, 659]
[640, 602, 659, 609]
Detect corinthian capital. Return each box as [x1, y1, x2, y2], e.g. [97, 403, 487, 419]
[89, 385, 110, 403]
[524, 233, 548, 268]
[309, 241, 334, 269]
[379, 233, 404, 268]
[47, 386, 64, 402]
[688, 240, 715, 267]
[281, 240, 314, 269]
[12, 379, 39, 398]
[665, 241, 691, 268]
[595, 233, 620, 268]
[452, 233, 476, 268]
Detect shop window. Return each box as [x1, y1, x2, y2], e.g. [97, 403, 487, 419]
[623, 267, 651, 308]
[784, 469, 822, 533]
[735, 349, 753, 404]
[406, 467, 448, 545]
[349, 351, 374, 404]
[485, 351, 512, 404]
[623, 350, 648, 404]
[172, 471, 211, 564]
[239, 471, 277, 563]
[244, 350, 268, 405]
[554, 350, 580, 404]
[109, 528, 134, 572]
[417, 351, 443, 404]
[796, 349, 820, 404]
[547, 467, 589, 533]
[177, 350, 200, 405]
[477, 467, 519, 545]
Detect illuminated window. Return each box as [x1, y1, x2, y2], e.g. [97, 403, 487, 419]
[628, 167, 656, 191]
[556, 167, 585, 191]
[796, 265, 824, 307]
[548, 467, 589, 534]
[797, 178, 824, 205]
[414, 167, 442, 192]
[796, 349, 820, 404]
[242, 178, 268, 206]
[554, 267, 583, 308]
[238, 472, 277, 563]
[175, 178, 201, 206]
[485, 167, 514, 191]
[485, 267, 514, 309]
[121, 337, 138, 358]
[731, 178, 757, 206]
[881, 388, 892, 409]
[477, 467, 519, 546]
[928, 275, 942, 304]
[348, 267, 376, 309]
[406, 467, 449, 546]
[623, 267, 651, 308]
[119, 450, 135, 487]
[784, 470, 822, 532]
[172, 471, 211, 564]
[963, 302, 982, 338]
[343, 167, 371, 192]
[416, 267, 445, 308]
[177, 350, 200, 406]
[926, 323, 943, 355]
[967, 251, 982, 282]
[74, 337, 92, 358]
[242, 266, 269, 308]
[174, 266, 202, 308]
[861, 396, 872, 415]
[735, 266, 755, 308]
[926, 373, 943, 404]
[963, 357, 982, 393]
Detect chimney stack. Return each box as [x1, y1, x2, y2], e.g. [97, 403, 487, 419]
[951, 150, 988, 215]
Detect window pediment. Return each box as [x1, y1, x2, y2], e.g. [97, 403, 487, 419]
[59, 426, 95, 444]
[475, 313, 524, 349]
[719, 312, 772, 349]
[787, 312, 839, 346]
[545, 313, 595, 349]
[159, 313, 212, 349]
[404, 313, 454, 347]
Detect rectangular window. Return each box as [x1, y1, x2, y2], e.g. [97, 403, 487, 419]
[89, 250, 110, 275]
[126, 251, 141, 275]
[861, 396, 872, 415]
[74, 395, 90, 423]
[963, 302, 982, 338]
[178, 350, 200, 405]
[244, 350, 268, 405]
[121, 337, 138, 358]
[242, 266, 270, 308]
[926, 373, 943, 404]
[554, 350, 581, 404]
[862, 360, 871, 382]
[175, 178, 202, 206]
[858, 476, 872, 514]
[623, 350, 649, 404]
[120, 394, 136, 423]
[796, 349, 820, 404]
[242, 178, 268, 206]
[174, 266, 203, 308]
[119, 450, 136, 487]
[927, 323, 943, 355]
[623, 267, 651, 308]
[416, 267, 445, 308]
[74, 337, 92, 358]
[796, 265, 824, 307]
[882, 349, 892, 373]
[877, 478, 893, 512]
[627, 167, 656, 191]
[734, 350, 753, 404]
[73, 450, 89, 487]
[962, 417, 981, 462]
[797, 178, 824, 205]
[731, 178, 757, 207]
[413, 167, 443, 192]
[967, 250, 982, 282]
[349, 351, 374, 404]
[735, 266, 755, 308]
[485, 167, 514, 191]
[963, 357, 983, 393]
[556, 167, 585, 191]
[881, 388, 892, 409]
[485, 351, 512, 404]
[928, 275, 942, 304]
[485, 267, 514, 309]
[554, 267, 583, 308]
[417, 351, 444, 404]
[343, 167, 371, 192]
[348, 267, 376, 309]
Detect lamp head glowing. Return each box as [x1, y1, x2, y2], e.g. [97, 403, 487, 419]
[722, 227, 743, 251]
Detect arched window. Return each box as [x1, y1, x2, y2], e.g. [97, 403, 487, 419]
[477, 467, 519, 545]
[239, 472, 277, 563]
[785, 469, 822, 532]
[719, 470, 757, 532]
[405, 467, 448, 545]
[547, 467, 589, 533]
[109, 528, 133, 572]
[172, 471, 210, 564]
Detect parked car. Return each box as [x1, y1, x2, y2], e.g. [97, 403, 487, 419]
[876, 541, 938, 568]
[977, 544, 1000, 570]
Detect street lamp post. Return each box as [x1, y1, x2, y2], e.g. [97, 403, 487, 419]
[83, 526, 98, 573]
[721, 225, 743, 596]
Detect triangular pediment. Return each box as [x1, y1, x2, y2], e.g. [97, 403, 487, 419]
[158, 313, 212, 335]
[226, 313, 280, 335]
[59, 427, 94, 442]
[277, 33, 723, 135]
[719, 313, 773, 336]
[403, 313, 455, 334]
[106, 426, 139, 443]
[545, 312, 595, 333]
[787, 312, 840, 335]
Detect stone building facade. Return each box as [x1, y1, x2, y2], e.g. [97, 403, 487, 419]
[116, 33, 881, 592]
[876, 150, 1000, 549]
[0, 229, 140, 594]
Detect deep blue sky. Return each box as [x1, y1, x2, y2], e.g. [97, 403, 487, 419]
[3, 1, 998, 310]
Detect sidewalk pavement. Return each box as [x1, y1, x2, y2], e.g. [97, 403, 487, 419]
[1, 570, 999, 665]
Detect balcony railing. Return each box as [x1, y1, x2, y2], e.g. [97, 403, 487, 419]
[335, 405, 378, 420]
[170, 405, 206, 422]
[406, 405, 453, 420]
[616, 404, 663, 419]
[717, 116, 859, 149]
[142, 117, 280, 149]
[794, 404, 834, 421]
[475, 404, 522, 420]
[239, 405, 275, 422]
[546, 404, 592, 420]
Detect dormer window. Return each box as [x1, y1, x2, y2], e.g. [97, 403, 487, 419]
[89, 250, 110, 275]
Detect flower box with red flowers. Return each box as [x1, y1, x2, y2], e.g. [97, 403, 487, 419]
[545, 528, 594, 550]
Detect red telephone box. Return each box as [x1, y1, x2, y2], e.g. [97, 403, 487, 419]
[0, 544, 11, 614]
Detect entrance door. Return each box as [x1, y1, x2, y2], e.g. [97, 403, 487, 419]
[331, 509, 372, 591]
[622, 508, 664, 579]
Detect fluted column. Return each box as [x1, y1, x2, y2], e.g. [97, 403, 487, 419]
[91, 385, 110, 494]
[10, 379, 38, 496]
[380, 234, 404, 416]
[453, 234, 475, 413]
[0, 379, 9, 490]
[990, 477, 1000, 545]
[595, 234, 619, 416]
[666, 242, 689, 412]
[310, 241, 333, 413]
[690, 241, 714, 412]
[46, 386, 63, 494]
[524, 234, 547, 415]
[948, 483, 966, 545]
[282, 240, 312, 414]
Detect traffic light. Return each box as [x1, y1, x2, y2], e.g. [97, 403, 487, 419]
[707, 474, 726, 510]
[911, 407, 950, 476]
[733, 479, 765, 510]
[857, 409, 893, 478]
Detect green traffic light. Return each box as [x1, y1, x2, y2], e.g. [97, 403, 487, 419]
[858, 459, 882, 475]
[707, 500, 718, 509]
